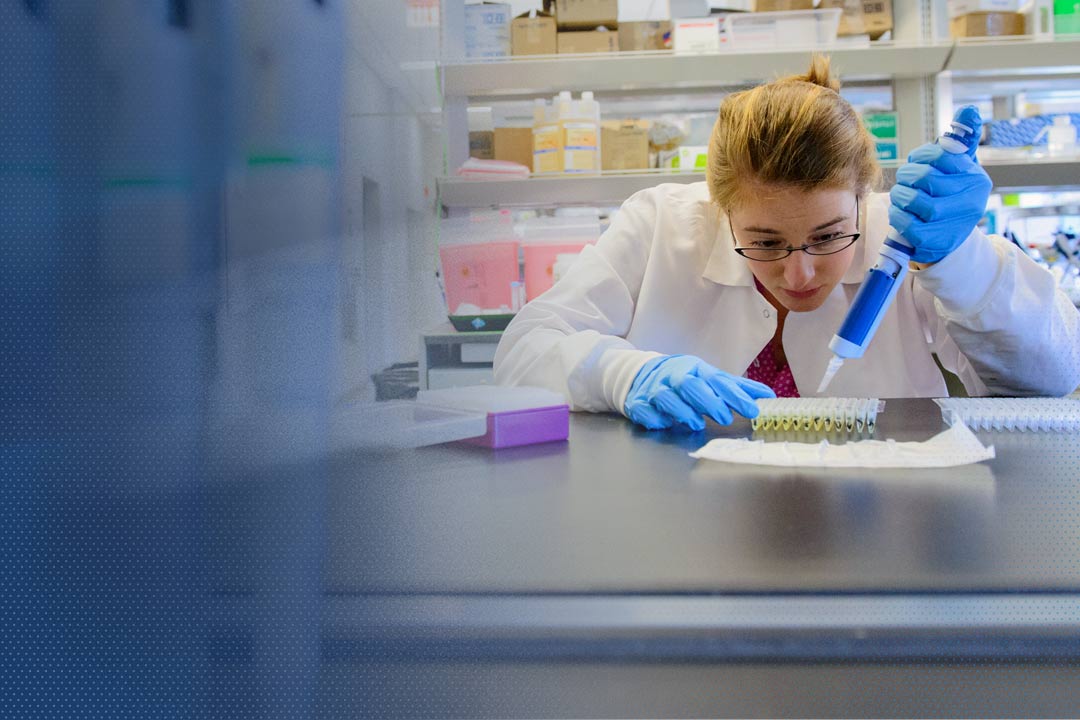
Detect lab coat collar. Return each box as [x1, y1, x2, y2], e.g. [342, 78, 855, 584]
[703, 192, 885, 288]
[702, 206, 755, 287]
[842, 192, 886, 284]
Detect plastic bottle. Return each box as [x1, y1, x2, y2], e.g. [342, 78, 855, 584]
[559, 91, 601, 175]
[532, 98, 562, 175]
[1047, 115, 1078, 157]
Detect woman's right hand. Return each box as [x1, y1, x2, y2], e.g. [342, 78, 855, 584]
[623, 355, 776, 431]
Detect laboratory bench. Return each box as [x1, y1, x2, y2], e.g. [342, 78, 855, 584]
[208, 398, 1080, 717]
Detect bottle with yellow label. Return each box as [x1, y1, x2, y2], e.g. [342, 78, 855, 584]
[532, 98, 562, 175]
[560, 90, 600, 175]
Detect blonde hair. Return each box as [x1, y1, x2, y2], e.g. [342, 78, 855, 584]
[706, 54, 881, 211]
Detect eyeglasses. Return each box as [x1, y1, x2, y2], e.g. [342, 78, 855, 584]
[731, 197, 861, 263]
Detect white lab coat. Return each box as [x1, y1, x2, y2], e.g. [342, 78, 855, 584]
[494, 182, 1080, 413]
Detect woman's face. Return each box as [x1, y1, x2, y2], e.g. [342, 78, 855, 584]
[729, 186, 860, 313]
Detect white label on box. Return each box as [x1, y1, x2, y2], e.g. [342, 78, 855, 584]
[674, 17, 721, 53]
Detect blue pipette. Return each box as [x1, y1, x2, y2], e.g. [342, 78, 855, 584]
[817, 116, 980, 394]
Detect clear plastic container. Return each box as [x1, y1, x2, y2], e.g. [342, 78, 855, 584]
[521, 214, 601, 302]
[724, 8, 842, 50]
[331, 401, 487, 451]
[438, 213, 521, 315]
[418, 386, 570, 448]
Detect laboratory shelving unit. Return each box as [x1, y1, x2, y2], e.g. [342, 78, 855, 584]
[426, 1, 1080, 389]
[441, 42, 953, 98]
[437, 2, 1080, 210]
[438, 157, 1080, 208]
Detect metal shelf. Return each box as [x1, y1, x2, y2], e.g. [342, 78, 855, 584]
[443, 36, 1080, 101]
[444, 43, 953, 101]
[981, 157, 1080, 192]
[439, 160, 1080, 208]
[439, 171, 703, 208]
[946, 36, 1080, 75]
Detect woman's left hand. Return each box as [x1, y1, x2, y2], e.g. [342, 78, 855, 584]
[888, 105, 992, 265]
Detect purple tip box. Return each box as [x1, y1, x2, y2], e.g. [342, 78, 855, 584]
[416, 386, 570, 449]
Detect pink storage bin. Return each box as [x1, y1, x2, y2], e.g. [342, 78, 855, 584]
[523, 242, 588, 302]
[521, 214, 601, 302]
[439, 240, 520, 314]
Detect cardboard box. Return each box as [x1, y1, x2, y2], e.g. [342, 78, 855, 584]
[494, 127, 533, 170]
[601, 121, 650, 170]
[820, 0, 894, 38]
[618, 20, 672, 50]
[557, 29, 619, 53]
[753, 0, 814, 11]
[512, 10, 557, 55]
[949, 11, 1025, 37]
[465, 2, 512, 58]
[947, 0, 1019, 19]
[543, 0, 618, 29]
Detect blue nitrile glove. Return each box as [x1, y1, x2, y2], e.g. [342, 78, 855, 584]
[888, 105, 992, 264]
[623, 355, 776, 431]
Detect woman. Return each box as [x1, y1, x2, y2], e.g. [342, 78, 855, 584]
[494, 56, 1080, 431]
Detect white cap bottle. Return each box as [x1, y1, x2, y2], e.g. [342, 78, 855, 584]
[581, 91, 599, 122]
[1048, 115, 1077, 157]
[533, 97, 546, 125]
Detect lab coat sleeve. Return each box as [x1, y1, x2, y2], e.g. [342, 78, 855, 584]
[912, 228, 1080, 397]
[493, 191, 665, 413]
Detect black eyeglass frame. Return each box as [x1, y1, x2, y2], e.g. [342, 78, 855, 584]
[730, 196, 862, 263]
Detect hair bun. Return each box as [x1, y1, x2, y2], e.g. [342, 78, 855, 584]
[798, 53, 841, 93]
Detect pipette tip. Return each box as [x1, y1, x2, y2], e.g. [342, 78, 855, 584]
[817, 356, 844, 394]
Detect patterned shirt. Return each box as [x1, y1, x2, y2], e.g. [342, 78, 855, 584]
[744, 336, 800, 398]
[745, 278, 800, 398]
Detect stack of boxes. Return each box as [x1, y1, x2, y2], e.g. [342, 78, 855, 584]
[464, 1, 622, 57]
[819, 0, 894, 39]
[465, 1, 901, 58]
[511, 10, 558, 54]
[546, 0, 620, 53]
